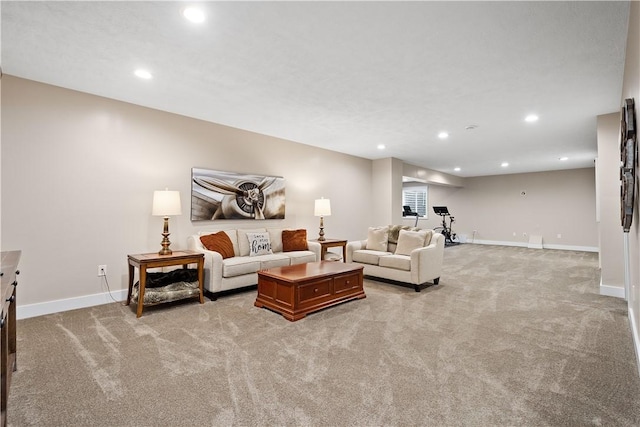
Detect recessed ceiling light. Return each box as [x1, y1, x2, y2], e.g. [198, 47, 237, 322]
[454, 167, 461, 172]
[438, 131, 449, 139]
[134, 69, 153, 79]
[559, 156, 569, 161]
[183, 7, 205, 23]
[501, 162, 509, 167]
[377, 144, 385, 150]
[525, 114, 539, 123]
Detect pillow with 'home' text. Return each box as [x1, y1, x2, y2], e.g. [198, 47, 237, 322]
[246, 232, 273, 257]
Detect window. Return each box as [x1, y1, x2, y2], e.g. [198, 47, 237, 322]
[402, 186, 428, 218]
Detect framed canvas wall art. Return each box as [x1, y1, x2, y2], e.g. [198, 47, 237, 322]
[191, 168, 286, 221]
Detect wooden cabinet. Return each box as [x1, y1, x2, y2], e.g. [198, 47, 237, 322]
[1, 251, 20, 427]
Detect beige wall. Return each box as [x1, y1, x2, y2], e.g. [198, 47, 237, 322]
[403, 162, 465, 188]
[620, 0, 640, 371]
[371, 158, 395, 226]
[597, 113, 626, 292]
[1, 76, 373, 307]
[404, 169, 598, 249]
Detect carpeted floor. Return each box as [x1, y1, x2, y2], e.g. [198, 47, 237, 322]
[8, 244, 640, 426]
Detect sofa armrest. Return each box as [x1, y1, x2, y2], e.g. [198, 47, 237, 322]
[307, 240, 322, 261]
[410, 233, 445, 284]
[346, 240, 367, 263]
[187, 235, 223, 293]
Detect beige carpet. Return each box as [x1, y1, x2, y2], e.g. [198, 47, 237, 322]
[8, 244, 640, 426]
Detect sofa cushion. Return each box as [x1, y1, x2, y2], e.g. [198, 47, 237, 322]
[222, 257, 261, 278]
[200, 231, 235, 259]
[267, 228, 284, 253]
[378, 254, 411, 271]
[282, 229, 309, 252]
[286, 251, 316, 265]
[253, 253, 290, 269]
[246, 232, 273, 257]
[388, 225, 420, 244]
[366, 226, 389, 251]
[224, 230, 240, 256]
[423, 229, 434, 246]
[238, 228, 267, 256]
[352, 249, 392, 265]
[395, 229, 428, 256]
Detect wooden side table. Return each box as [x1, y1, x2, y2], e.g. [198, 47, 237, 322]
[127, 250, 204, 318]
[312, 239, 347, 262]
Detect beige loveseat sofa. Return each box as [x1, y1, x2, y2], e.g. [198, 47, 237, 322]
[346, 225, 445, 292]
[187, 228, 321, 298]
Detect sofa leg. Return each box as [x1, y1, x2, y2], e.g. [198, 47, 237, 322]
[433, 277, 440, 285]
[414, 284, 421, 292]
[204, 290, 218, 301]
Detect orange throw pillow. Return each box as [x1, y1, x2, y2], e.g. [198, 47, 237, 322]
[282, 229, 308, 252]
[200, 232, 234, 259]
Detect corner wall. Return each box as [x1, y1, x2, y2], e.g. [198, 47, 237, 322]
[620, 0, 640, 375]
[597, 113, 626, 297]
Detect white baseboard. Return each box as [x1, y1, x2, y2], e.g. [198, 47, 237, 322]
[629, 306, 640, 378]
[599, 277, 626, 299]
[471, 239, 529, 248]
[470, 240, 598, 253]
[543, 243, 599, 252]
[17, 289, 127, 320]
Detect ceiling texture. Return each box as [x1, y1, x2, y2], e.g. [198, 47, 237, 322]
[1, 1, 631, 177]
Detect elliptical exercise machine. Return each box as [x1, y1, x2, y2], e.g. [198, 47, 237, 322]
[433, 206, 458, 246]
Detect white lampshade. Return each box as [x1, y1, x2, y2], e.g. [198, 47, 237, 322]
[314, 198, 331, 217]
[152, 190, 182, 216]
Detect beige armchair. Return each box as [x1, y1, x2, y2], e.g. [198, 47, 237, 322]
[346, 225, 445, 292]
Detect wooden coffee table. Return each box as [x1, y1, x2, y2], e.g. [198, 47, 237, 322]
[255, 261, 365, 321]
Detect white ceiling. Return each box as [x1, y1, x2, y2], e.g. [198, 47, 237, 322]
[1, 1, 630, 177]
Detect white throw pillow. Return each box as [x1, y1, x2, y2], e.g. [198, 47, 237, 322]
[394, 229, 428, 256]
[238, 228, 267, 256]
[267, 228, 284, 253]
[366, 226, 389, 252]
[246, 232, 273, 257]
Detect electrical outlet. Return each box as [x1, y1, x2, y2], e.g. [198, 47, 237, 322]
[98, 265, 107, 277]
[557, 234, 562, 239]
[512, 232, 516, 236]
[523, 232, 527, 237]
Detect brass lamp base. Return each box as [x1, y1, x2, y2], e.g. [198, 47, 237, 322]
[158, 216, 173, 255]
[318, 216, 326, 241]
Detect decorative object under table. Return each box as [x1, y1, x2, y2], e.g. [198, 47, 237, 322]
[255, 261, 365, 321]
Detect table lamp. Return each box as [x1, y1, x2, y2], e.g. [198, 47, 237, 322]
[152, 189, 182, 255]
[314, 198, 331, 241]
